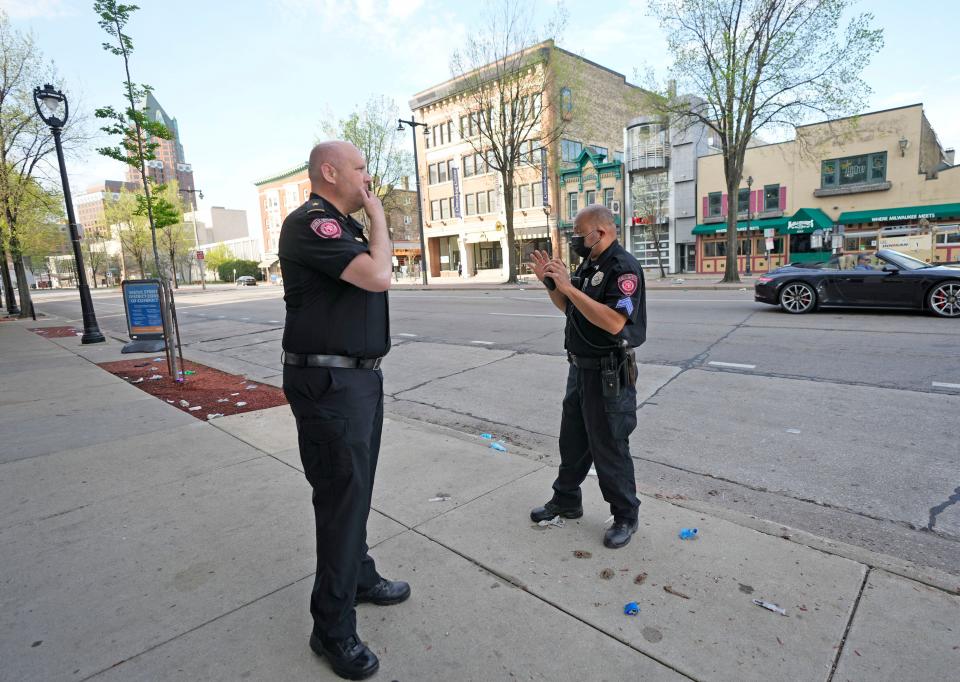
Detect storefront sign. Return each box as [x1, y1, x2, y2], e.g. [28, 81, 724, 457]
[873, 211, 937, 223]
[764, 228, 775, 238]
[786, 219, 814, 233]
[451, 167, 461, 218]
[765, 238, 775, 252]
[122, 279, 165, 338]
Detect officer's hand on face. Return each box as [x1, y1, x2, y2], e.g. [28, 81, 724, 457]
[361, 186, 385, 224]
[530, 249, 551, 282]
[543, 260, 571, 290]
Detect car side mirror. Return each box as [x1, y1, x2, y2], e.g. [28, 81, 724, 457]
[882, 265, 899, 273]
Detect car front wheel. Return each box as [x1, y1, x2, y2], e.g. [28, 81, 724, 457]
[928, 281, 960, 318]
[779, 281, 816, 314]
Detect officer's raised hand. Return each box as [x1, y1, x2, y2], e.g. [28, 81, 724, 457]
[543, 259, 571, 290]
[530, 249, 551, 283]
[361, 185, 386, 225]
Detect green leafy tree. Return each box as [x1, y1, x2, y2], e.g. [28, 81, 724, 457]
[322, 96, 412, 227]
[203, 243, 233, 279]
[148, 180, 190, 287]
[0, 12, 80, 317]
[647, 0, 883, 282]
[105, 187, 150, 277]
[217, 259, 260, 282]
[94, 0, 173, 278]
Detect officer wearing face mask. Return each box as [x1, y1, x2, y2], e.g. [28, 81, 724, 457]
[529, 204, 646, 549]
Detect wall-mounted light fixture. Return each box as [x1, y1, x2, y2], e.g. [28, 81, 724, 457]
[898, 137, 909, 156]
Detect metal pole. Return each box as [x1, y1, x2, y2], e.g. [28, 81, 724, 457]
[53, 127, 105, 344]
[400, 116, 429, 285]
[190, 209, 205, 290]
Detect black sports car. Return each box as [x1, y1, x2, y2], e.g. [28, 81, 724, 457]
[754, 249, 960, 317]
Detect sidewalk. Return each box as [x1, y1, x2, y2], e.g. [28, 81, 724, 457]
[391, 272, 760, 291]
[1, 319, 956, 681]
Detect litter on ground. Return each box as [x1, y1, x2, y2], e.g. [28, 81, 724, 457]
[679, 528, 699, 540]
[623, 602, 640, 616]
[480, 433, 493, 439]
[489, 442, 507, 452]
[147, 375, 163, 380]
[206, 413, 224, 420]
[428, 494, 451, 502]
[178, 400, 190, 408]
[188, 406, 202, 412]
[753, 599, 787, 616]
[235, 401, 247, 407]
[537, 515, 564, 528]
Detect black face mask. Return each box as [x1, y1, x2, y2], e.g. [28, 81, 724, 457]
[570, 229, 599, 259]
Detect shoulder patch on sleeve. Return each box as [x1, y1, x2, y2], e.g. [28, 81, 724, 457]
[617, 273, 639, 295]
[310, 218, 342, 239]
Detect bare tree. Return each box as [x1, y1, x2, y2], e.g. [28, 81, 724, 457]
[322, 96, 412, 226]
[647, 0, 883, 282]
[449, 0, 570, 283]
[630, 170, 670, 279]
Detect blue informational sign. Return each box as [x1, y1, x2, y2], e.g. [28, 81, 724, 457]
[451, 167, 462, 218]
[540, 147, 549, 209]
[122, 279, 165, 339]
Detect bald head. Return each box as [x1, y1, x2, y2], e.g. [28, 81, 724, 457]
[575, 204, 616, 233]
[307, 141, 370, 215]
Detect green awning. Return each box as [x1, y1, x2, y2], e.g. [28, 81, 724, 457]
[784, 208, 834, 233]
[837, 203, 960, 225]
[692, 216, 788, 235]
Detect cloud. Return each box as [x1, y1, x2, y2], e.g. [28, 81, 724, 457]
[0, 0, 74, 19]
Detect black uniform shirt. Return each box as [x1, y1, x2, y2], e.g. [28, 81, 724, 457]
[279, 194, 390, 358]
[564, 239, 646, 357]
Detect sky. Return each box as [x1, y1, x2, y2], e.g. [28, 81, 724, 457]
[5, 0, 960, 244]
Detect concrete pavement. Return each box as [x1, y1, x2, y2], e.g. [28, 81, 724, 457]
[1, 319, 957, 681]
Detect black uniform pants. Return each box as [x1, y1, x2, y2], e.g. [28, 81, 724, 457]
[550, 363, 640, 522]
[283, 365, 384, 642]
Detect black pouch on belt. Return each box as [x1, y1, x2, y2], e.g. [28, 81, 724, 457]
[601, 354, 621, 398]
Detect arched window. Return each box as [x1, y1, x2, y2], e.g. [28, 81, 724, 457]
[560, 87, 572, 114]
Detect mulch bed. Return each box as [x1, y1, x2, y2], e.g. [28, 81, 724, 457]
[29, 326, 82, 338]
[98, 358, 288, 421]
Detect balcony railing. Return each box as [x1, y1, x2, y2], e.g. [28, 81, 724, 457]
[626, 144, 670, 172]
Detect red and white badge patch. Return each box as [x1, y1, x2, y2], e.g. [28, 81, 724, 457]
[618, 273, 639, 296]
[310, 218, 342, 239]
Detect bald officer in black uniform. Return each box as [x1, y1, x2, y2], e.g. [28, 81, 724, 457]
[280, 141, 409, 680]
[529, 204, 646, 549]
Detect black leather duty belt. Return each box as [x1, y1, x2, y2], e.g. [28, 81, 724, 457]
[281, 351, 382, 370]
[567, 352, 603, 370]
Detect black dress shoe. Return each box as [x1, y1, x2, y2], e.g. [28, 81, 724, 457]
[309, 633, 379, 680]
[603, 518, 639, 549]
[355, 577, 411, 606]
[530, 501, 583, 523]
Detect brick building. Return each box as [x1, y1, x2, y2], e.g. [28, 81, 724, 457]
[408, 40, 647, 280]
[74, 180, 142, 239]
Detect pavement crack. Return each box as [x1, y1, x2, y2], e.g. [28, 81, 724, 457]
[827, 567, 871, 682]
[390, 351, 519, 398]
[387, 397, 557, 441]
[927, 486, 960, 532]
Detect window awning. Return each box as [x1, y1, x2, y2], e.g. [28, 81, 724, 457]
[837, 203, 960, 225]
[784, 208, 834, 233]
[692, 216, 788, 235]
[258, 258, 279, 269]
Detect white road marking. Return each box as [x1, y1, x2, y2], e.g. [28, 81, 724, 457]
[396, 333, 418, 337]
[268, 320, 281, 324]
[488, 312, 565, 319]
[932, 382, 960, 390]
[241, 317, 250, 321]
[470, 340, 495, 345]
[708, 361, 756, 370]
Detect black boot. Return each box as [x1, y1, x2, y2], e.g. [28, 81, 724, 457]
[603, 518, 638, 549]
[530, 501, 583, 523]
[310, 633, 379, 680]
[355, 578, 411, 606]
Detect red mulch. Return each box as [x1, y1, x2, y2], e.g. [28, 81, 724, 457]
[29, 326, 82, 338]
[98, 358, 287, 421]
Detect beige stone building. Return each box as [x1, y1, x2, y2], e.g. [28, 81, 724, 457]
[695, 104, 960, 274]
[408, 40, 645, 280]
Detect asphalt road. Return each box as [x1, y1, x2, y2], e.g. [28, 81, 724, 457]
[30, 283, 960, 575]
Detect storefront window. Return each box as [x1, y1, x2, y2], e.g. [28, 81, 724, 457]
[821, 152, 886, 188]
[703, 240, 726, 257]
[473, 242, 502, 269]
[515, 238, 551, 274]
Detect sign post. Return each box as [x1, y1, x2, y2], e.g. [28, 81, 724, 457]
[120, 279, 167, 354]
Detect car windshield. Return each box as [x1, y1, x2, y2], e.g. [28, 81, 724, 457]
[879, 250, 931, 270]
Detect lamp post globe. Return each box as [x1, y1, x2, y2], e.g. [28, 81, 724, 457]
[33, 84, 104, 343]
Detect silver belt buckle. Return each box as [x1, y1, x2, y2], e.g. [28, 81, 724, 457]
[372, 357, 382, 370]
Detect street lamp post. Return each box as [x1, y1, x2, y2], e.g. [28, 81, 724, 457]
[744, 175, 753, 275]
[33, 84, 105, 344]
[397, 116, 429, 285]
[179, 187, 206, 290]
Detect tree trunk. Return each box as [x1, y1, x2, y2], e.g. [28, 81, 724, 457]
[0, 241, 18, 314]
[722, 174, 741, 283]
[502, 173, 517, 283]
[170, 252, 179, 289]
[13, 253, 33, 319]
